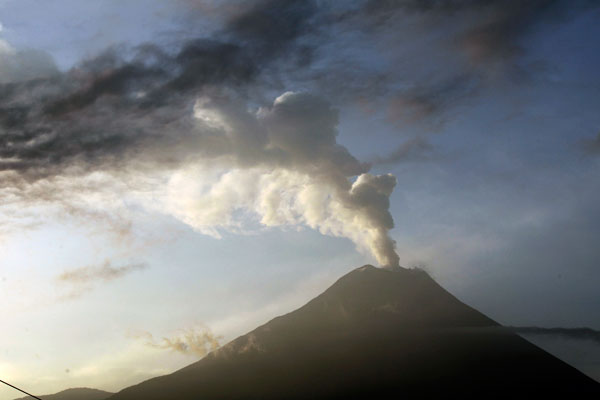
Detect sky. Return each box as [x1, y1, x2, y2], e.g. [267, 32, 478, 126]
[0, 0, 599, 397]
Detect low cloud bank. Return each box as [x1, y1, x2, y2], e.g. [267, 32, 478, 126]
[511, 326, 600, 344]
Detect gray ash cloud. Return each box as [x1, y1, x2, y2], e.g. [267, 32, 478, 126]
[0, 0, 317, 182]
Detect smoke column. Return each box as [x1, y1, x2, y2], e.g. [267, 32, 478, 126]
[0, 1, 401, 266]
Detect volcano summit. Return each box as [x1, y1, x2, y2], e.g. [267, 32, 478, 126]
[104, 265, 600, 398]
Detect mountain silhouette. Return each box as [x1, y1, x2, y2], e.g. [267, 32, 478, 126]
[14, 388, 112, 400]
[107, 265, 599, 398]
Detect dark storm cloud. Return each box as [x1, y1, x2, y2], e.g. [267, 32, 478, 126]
[329, 0, 599, 129]
[2, 0, 597, 182]
[225, 0, 317, 58]
[385, 74, 478, 127]
[511, 326, 600, 344]
[0, 0, 317, 183]
[359, 0, 595, 66]
[0, 43, 235, 177]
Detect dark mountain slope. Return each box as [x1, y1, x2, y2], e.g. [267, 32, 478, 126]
[110, 265, 600, 398]
[14, 388, 113, 400]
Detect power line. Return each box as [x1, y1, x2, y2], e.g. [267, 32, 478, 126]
[0, 379, 42, 400]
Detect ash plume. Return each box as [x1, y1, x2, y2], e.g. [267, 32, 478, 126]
[2, 0, 593, 185]
[0, 0, 317, 183]
[8, 1, 594, 265]
[0, 0, 403, 267]
[164, 92, 400, 267]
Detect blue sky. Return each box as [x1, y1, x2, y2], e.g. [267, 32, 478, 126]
[0, 0, 599, 397]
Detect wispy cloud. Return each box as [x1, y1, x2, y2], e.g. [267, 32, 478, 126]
[132, 326, 222, 358]
[57, 260, 147, 299]
[58, 260, 147, 284]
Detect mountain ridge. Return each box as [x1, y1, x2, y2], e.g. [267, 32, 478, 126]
[107, 265, 600, 398]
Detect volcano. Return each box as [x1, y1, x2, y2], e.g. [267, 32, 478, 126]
[107, 265, 599, 398]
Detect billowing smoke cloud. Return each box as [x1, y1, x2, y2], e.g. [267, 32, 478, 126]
[0, 0, 401, 266]
[160, 91, 400, 267]
[7, 1, 592, 265]
[136, 327, 222, 358]
[2, 79, 402, 265]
